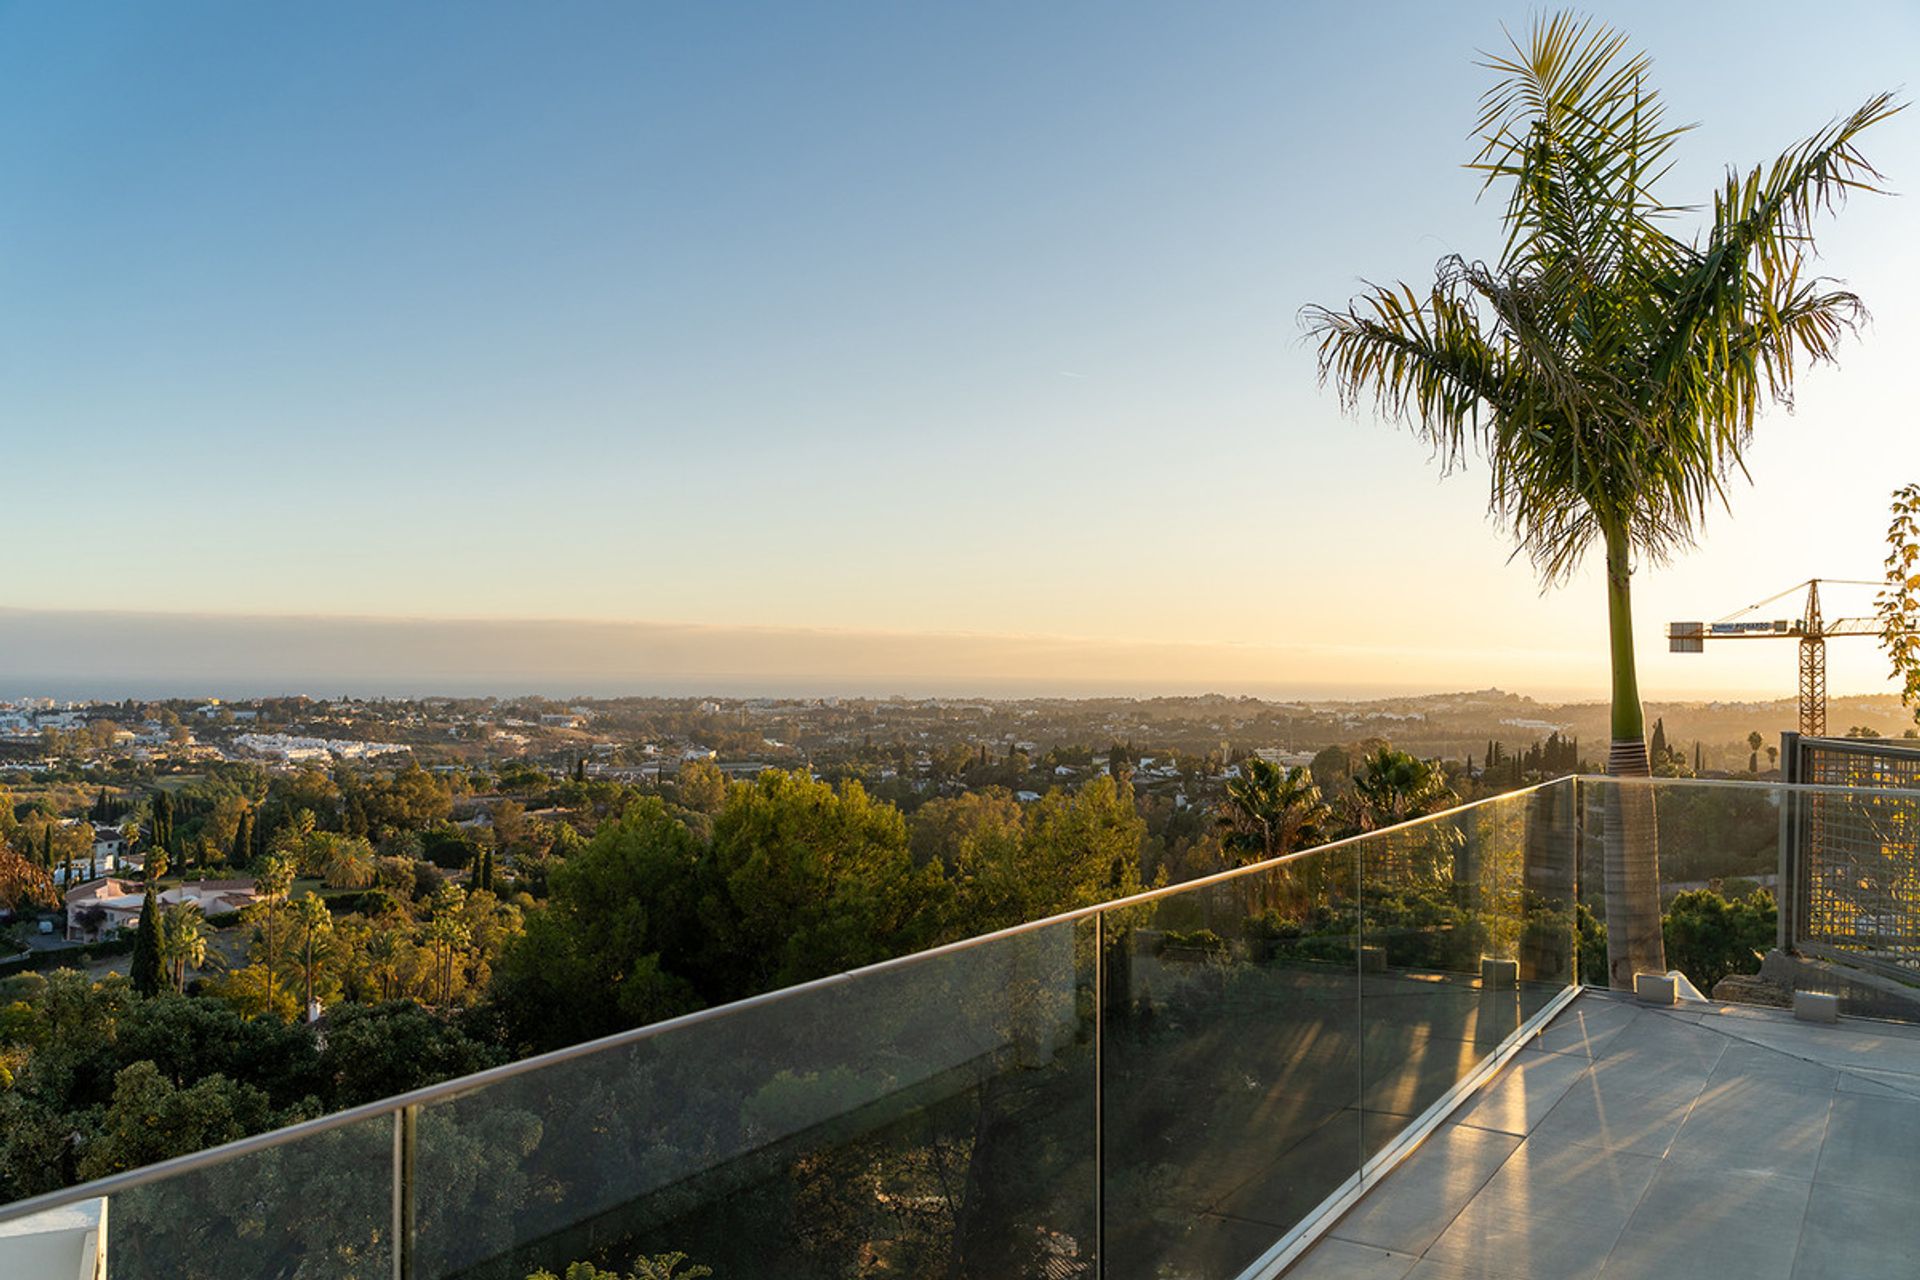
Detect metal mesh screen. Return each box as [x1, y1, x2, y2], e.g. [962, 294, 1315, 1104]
[1793, 737, 1920, 977]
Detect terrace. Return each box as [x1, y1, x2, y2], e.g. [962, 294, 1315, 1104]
[2, 766, 1917, 1280]
[1289, 991, 1920, 1280]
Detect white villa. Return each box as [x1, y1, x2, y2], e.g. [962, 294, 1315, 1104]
[63, 877, 260, 943]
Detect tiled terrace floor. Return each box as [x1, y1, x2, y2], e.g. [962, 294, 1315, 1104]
[1285, 990, 1920, 1280]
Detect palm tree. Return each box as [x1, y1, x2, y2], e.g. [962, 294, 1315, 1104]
[422, 883, 472, 1004]
[1219, 757, 1331, 863]
[292, 892, 333, 1020]
[318, 838, 377, 890]
[156, 903, 209, 993]
[421, 914, 471, 1005]
[1748, 730, 1765, 774]
[1348, 747, 1457, 833]
[1305, 14, 1898, 987]
[365, 927, 404, 1002]
[250, 854, 296, 1013]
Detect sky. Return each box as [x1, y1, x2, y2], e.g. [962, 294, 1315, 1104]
[0, 2, 1915, 701]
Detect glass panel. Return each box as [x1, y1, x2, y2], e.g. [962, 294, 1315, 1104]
[1359, 784, 1575, 1158]
[1100, 843, 1362, 1280]
[104, 1109, 394, 1279]
[412, 919, 1096, 1280]
[1580, 778, 1784, 997]
[1654, 779, 1783, 888]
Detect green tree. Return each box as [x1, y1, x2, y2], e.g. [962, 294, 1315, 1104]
[246, 855, 297, 1015]
[951, 776, 1146, 936]
[156, 903, 210, 993]
[1348, 747, 1457, 832]
[75, 1061, 276, 1183]
[232, 807, 255, 866]
[129, 884, 164, 997]
[292, 892, 334, 1018]
[1219, 758, 1330, 863]
[0, 842, 56, 912]
[491, 799, 704, 1052]
[1306, 14, 1897, 986]
[675, 758, 728, 815]
[1880, 483, 1920, 722]
[422, 884, 473, 1005]
[320, 1001, 505, 1107]
[150, 790, 174, 862]
[703, 770, 950, 1001]
[1663, 888, 1776, 992]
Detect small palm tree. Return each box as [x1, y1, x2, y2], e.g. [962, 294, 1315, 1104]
[156, 903, 209, 993]
[293, 892, 333, 1019]
[250, 854, 297, 1013]
[1306, 14, 1898, 986]
[1349, 747, 1458, 833]
[319, 838, 377, 890]
[423, 883, 472, 1004]
[1219, 757, 1331, 863]
[365, 927, 404, 1002]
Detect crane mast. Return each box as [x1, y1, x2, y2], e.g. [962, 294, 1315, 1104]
[1799, 580, 1826, 736]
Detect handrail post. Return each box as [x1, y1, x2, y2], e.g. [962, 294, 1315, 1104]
[1093, 909, 1105, 1280]
[1572, 775, 1585, 986]
[393, 1104, 417, 1280]
[1778, 732, 1800, 954]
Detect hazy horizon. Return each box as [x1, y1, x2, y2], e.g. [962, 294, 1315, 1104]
[0, 605, 1905, 707]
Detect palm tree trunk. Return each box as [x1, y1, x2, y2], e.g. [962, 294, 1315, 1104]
[1601, 524, 1666, 989]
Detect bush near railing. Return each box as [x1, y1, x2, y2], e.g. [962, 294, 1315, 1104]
[1575, 888, 1776, 993]
[1663, 889, 1775, 992]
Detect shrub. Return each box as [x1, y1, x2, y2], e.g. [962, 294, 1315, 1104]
[1663, 888, 1775, 993]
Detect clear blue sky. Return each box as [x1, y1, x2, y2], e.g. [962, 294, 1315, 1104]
[2, 2, 1915, 698]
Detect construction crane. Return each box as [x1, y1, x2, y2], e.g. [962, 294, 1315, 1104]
[1668, 579, 1887, 736]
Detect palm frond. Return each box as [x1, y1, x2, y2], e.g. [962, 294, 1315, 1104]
[1306, 11, 1900, 587]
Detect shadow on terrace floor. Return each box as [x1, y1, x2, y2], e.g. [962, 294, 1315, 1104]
[1285, 990, 1920, 1280]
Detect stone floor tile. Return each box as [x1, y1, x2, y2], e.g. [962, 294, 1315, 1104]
[1283, 1237, 1421, 1280]
[1327, 1126, 1520, 1255]
[1815, 1093, 1920, 1190]
[1790, 1180, 1920, 1280]
[1423, 1198, 1626, 1280]
[1596, 1164, 1811, 1280]
[1470, 1133, 1662, 1222]
[1452, 1050, 1593, 1137]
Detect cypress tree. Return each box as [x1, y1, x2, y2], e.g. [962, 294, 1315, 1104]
[130, 885, 163, 997]
[152, 791, 172, 855]
[234, 810, 254, 866]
